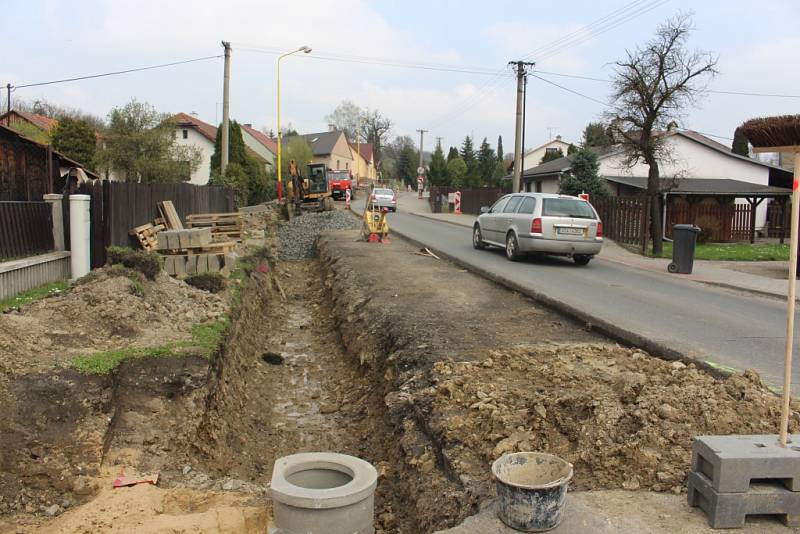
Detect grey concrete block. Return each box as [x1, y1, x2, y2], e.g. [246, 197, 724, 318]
[163, 255, 176, 276]
[692, 435, 800, 493]
[185, 255, 197, 275]
[189, 228, 212, 248]
[207, 254, 220, 273]
[166, 231, 181, 250]
[174, 255, 187, 277]
[178, 230, 191, 250]
[688, 470, 800, 528]
[196, 254, 208, 273]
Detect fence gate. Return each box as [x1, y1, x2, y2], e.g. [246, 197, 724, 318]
[591, 196, 649, 253]
[0, 201, 54, 259]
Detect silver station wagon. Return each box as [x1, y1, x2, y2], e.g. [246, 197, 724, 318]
[472, 193, 603, 265]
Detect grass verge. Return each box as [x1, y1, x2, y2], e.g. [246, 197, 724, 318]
[70, 317, 229, 375]
[0, 281, 69, 312]
[653, 242, 789, 261]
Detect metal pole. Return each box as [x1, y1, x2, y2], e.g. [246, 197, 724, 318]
[276, 46, 311, 202]
[779, 151, 800, 447]
[6, 83, 10, 113]
[416, 129, 427, 171]
[221, 41, 231, 176]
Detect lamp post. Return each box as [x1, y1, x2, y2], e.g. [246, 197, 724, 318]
[276, 45, 311, 201]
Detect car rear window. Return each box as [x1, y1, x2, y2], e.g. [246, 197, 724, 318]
[375, 189, 393, 195]
[503, 196, 523, 213]
[517, 197, 536, 214]
[542, 198, 596, 219]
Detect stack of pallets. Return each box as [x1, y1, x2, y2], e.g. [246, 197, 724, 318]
[129, 223, 165, 251]
[156, 228, 236, 277]
[186, 212, 243, 242]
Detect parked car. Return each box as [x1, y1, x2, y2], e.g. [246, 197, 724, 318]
[370, 188, 397, 212]
[472, 193, 603, 265]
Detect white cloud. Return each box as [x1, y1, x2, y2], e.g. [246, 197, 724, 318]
[484, 21, 588, 72]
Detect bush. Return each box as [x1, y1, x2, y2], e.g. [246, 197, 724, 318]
[106, 246, 162, 280]
[694, 215, 723, 244]
[185, 272, 227, 293]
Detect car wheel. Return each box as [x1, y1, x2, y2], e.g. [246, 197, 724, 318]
[574, 254, 591, 266]
[473, 225, 486, 250]
[505, 232, 521, 261]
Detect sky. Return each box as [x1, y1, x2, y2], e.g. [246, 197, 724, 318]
[2, 0, 799, 155]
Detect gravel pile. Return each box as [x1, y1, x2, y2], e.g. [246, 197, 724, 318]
[278, 210, 359, 260]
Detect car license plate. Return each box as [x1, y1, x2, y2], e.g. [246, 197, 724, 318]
[557, 227, 583, 236]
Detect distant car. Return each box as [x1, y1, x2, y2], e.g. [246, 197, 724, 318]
[472, 192, 603, 265]
[370, 188, 397, 212]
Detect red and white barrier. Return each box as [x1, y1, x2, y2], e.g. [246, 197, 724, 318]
[345, 188, 351, 207]
[454, 191, 462, 214]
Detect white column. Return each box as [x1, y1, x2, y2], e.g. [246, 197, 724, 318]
[69, 194, 91, 280]
[43, 194, 64, 251]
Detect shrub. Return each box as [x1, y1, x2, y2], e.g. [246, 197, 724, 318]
[185, 272, 226, 293]
[694, 215, 723, 244]
[106, 246, 162, 280]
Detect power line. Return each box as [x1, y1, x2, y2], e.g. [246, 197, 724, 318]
[529, 74, 609, 107]
[10, 55, 222, 90]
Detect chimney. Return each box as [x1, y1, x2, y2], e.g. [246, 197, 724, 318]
[667, 120, 679, 133]
[556, 134, 562, 141]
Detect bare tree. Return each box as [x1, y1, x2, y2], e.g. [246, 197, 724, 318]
[360, 108, 392, 167]
[606, 13, 718, 255]
[325, 100, 363, 140]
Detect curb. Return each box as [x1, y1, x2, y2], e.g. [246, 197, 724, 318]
[381, 222, 732, 382]
[407, 212, 474, 230]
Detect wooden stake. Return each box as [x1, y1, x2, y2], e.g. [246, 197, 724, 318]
[780, 152, 800, 446]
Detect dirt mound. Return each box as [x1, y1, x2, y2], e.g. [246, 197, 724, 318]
[427, 343, 800, 493]
[0, 268, 227, 375]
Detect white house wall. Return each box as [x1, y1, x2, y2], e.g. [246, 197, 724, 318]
[522, 139, 571, 170]
[600, 135, 771, 229]
[174, 127, 214, 185]
[241, 130, 275, 168]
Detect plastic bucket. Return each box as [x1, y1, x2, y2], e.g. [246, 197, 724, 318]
[492, 452, 573, 532]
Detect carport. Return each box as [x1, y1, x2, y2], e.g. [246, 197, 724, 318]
[605, 177, 793, 243]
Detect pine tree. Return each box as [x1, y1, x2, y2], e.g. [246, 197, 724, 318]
[210, 121, 270, 205]
[460, 136, 480, 186]
[732, 127, 750, 157]
[582, 122, 613, 148]
[50, 117, 97, 168]
[447, 146, 459, 162]
[428, 142, 448, 186]
[540, 148, 564, 164]
[496, 135, 504, 161]
[559, 147, 610, 199]
[477, 137, 497, 186]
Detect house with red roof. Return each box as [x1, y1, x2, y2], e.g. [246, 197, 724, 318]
[240, 124, 277, 169]
[0, 110, 59, 139]
[349, 141, 376, 185]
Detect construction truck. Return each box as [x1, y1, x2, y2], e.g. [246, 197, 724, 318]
[287, 161, 334, 214]
[327, 170, 355, 201]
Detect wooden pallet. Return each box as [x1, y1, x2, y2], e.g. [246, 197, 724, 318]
[158, 201, 184, 230]
[129, 223, 165, 251]
[186, 212, 243, 242]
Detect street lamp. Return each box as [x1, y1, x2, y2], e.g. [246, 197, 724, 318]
[277, 45, 312, 201]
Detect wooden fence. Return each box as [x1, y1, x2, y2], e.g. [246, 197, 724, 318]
[0, 201, 53, 259]
[63, 181, 236, 268]
[666, 201, 753, 242]
[592, 196, 649, 252]
[428, 186, 503, 215]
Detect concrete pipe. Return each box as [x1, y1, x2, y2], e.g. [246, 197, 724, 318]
[269, 452, 378, 534]
[69, 194, 91, 280]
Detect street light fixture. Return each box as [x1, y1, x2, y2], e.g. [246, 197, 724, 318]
[277, 45, 312, 201]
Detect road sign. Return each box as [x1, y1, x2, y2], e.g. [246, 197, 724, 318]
[417, 166, 425, 175]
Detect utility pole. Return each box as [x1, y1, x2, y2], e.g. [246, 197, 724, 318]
[416, 129, 428, 171]
[6, 84, 11, 113]
[221, 41, 232, 176]
[521, 75, 528, 178]
[509, 61, 534, 193]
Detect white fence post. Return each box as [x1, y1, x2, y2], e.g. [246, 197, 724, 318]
[69, 194, 91, 280]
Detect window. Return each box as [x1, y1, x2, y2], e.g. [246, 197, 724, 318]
[542, 198, 596, 219]
[545, 147, 559, 154]
[535, 181, 542, 193]
[337, 159, 340, 169]
[182, 129, 188, 139]
[346, 162, 349, 170]
[518, 197, 536, 214]
[503, 196, 524, 213]
[490, 196, 510, 213]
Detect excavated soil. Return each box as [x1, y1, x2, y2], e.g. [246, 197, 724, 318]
[0, 269, 227, 375]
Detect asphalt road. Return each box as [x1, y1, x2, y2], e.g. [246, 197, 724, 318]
[355, 195, 800, 392]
